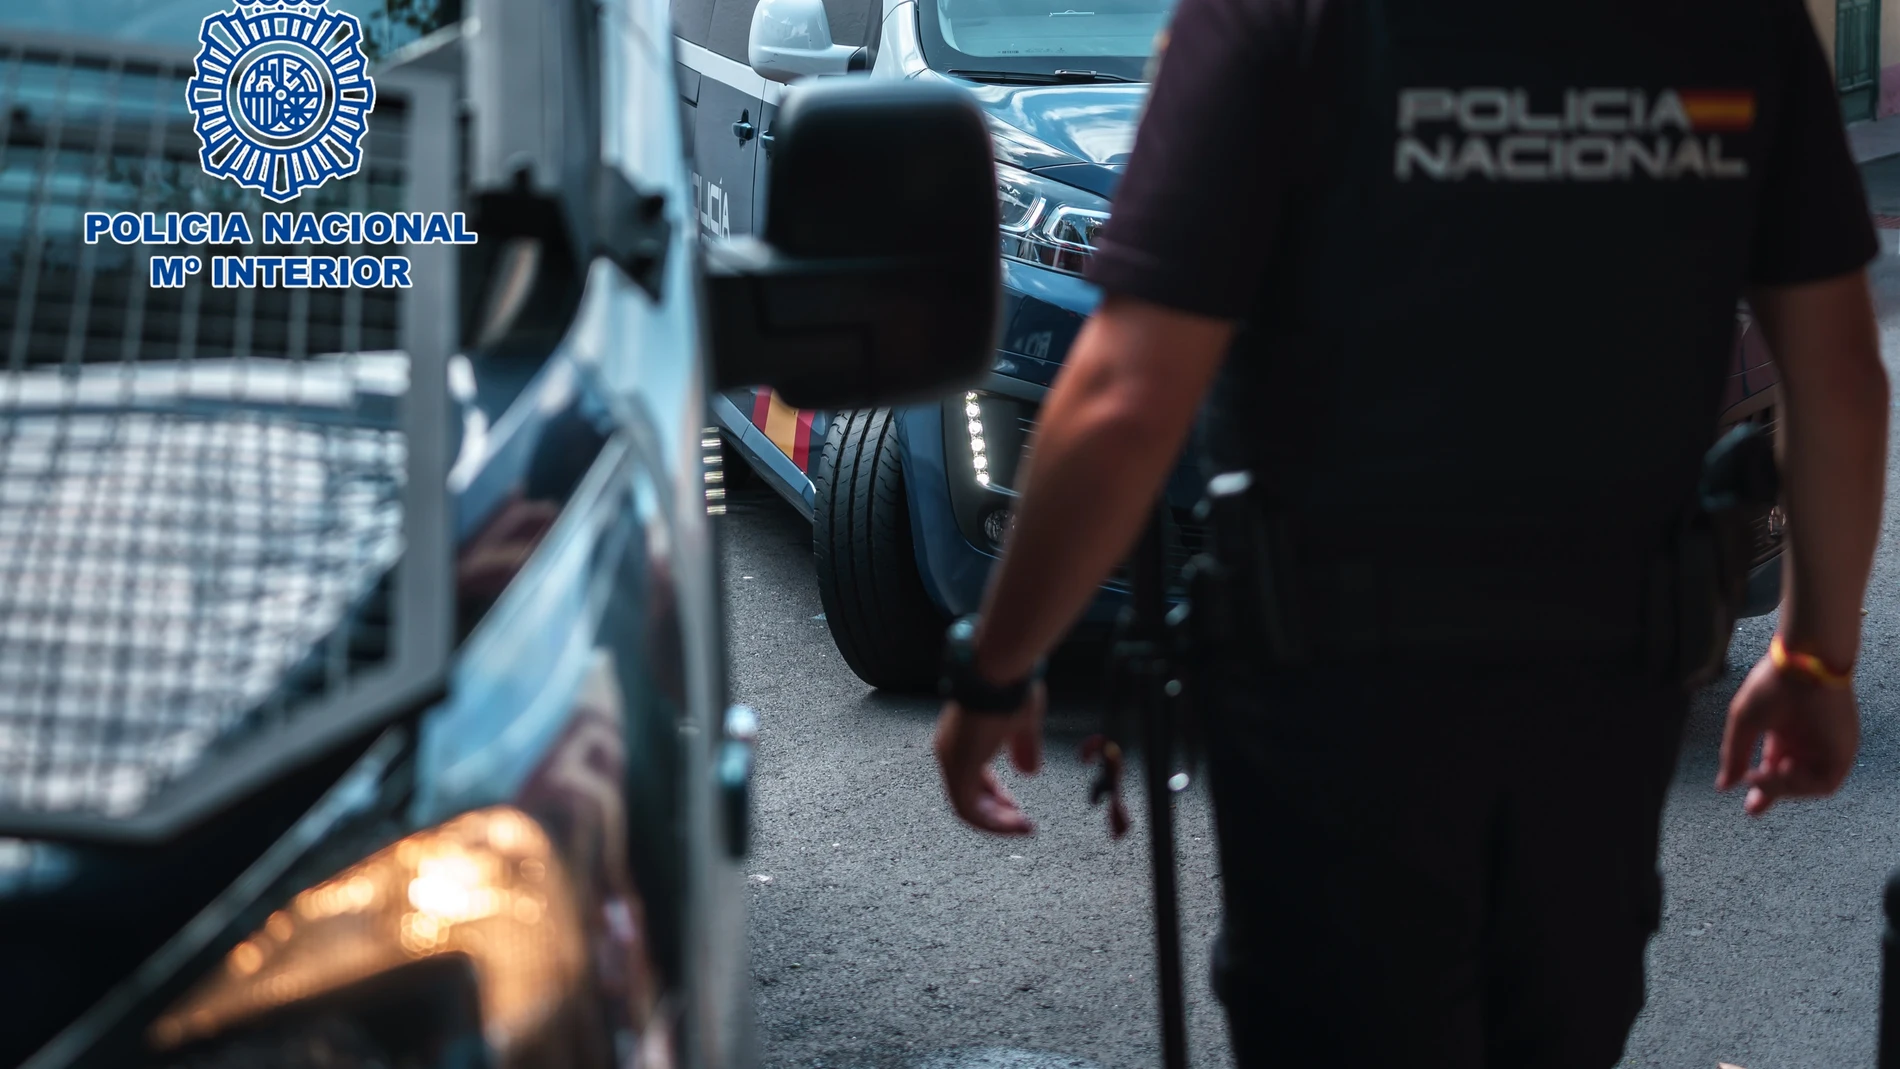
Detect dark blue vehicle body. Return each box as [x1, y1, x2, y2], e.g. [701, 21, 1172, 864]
[698, 71, 1199, 629]
[0, 13, 760, 1066]
[893, 265, 1208, 629]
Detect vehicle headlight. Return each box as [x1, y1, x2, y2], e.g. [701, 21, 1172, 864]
[148, 807, 585, 1065]
[996, 163, 1109, 278]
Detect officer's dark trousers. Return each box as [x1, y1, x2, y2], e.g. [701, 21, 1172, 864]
[1205, 660, 1688, 1069]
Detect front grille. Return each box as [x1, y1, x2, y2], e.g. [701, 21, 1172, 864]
[1109, 506, 1205, 595]
[1752, 405, 1779, 441]
[0, 33, 454, 837]
[1741, 404, 1783, 570]
[1169, 512, 1207, 581]
[1747, 506, 1783, 569]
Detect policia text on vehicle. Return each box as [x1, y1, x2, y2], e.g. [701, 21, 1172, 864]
[928, 0, 1890, 1067]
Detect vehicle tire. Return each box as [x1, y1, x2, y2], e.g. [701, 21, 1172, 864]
[814, 408, 948, 692]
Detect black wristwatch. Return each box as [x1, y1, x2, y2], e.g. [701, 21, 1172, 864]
[939, 614, 1043, 714]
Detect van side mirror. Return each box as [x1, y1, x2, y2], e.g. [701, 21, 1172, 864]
[748, 0, 865, 83]
[706, 80, 999, 409]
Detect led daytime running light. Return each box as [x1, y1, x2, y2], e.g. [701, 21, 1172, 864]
[965, 391, 990, 486]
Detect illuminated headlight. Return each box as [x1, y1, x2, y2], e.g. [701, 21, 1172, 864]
[997, 162, 1110, 278]
[148, 807, 584, 1063]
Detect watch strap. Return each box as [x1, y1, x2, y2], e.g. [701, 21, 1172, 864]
[939, 615, 1041, 713]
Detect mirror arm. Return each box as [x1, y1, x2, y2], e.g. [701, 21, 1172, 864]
[705, 238, 987, 407]
[592, 165, 673, 301]
[707, 80, 999, 408]
[752, 43, 862, 82]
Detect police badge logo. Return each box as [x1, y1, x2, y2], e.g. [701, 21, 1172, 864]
[186, 0, 376, 203]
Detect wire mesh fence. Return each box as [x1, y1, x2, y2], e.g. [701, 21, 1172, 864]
[0, 34, 439, 826]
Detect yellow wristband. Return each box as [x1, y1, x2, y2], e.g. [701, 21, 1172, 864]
[1769, 634, 1853, 690]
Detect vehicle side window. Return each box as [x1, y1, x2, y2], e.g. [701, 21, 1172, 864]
[705, 0, 758, 60]
[822, 0, 881, 49]
[705, 0, 878, 60]
[671, 0, 717, 45]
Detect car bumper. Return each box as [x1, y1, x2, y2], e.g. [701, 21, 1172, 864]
[1741, 554, 1781, 619]
[902, 259, 1792, 632]
[897, 259, 1213, 623]
[896, 399, 1142, 625]
[1718, 388, 1783, 621]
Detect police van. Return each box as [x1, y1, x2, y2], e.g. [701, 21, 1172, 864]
[0, 0, 995, 1065]
[680, 0, 1788, 691]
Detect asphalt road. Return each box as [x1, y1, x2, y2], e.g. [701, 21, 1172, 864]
[723, 191, 1900, 1069]
[722, 481, 1231, 1069]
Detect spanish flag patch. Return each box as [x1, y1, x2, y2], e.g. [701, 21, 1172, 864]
[751, 388, 816, 472]
[1677, 90, 1756, 132]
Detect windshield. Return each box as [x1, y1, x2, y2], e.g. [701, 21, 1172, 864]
[0, 0, 458, 58]
[919, 0, 1177, 82]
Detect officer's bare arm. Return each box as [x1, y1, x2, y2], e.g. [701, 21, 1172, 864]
[969, 294, 1234, 686]
[1746, 268, 1890, 672]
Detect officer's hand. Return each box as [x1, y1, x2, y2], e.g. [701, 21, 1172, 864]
[932, 683, 1046, 836]
[1718, 655, 1860, 817]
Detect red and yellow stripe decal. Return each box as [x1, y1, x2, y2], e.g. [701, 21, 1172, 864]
[750, 388, 816, 471]
[1679, 90, 1756, 132]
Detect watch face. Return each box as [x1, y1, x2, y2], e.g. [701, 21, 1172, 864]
[946, 616, 980, 666]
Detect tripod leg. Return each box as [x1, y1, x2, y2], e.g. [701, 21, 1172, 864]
[1882, 866, 1900, 1069]
[1132, 507, 1188, 1069]
[1144, 674, 1188, 1069]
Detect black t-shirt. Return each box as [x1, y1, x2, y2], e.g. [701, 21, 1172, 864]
[1088, 0, 1877, 541]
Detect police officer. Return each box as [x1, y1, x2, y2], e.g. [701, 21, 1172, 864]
[929, 0, 1890, 1064]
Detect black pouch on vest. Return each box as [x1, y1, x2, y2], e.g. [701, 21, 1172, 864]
[1655, 421, 1778, 687]
[1196, 471, 1311, 668]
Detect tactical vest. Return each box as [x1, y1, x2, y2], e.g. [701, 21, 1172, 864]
[1200, 0, 1784, 680]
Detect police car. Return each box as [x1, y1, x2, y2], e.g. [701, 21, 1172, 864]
[0, 0, 994, 1065]
[680, 0, 1787, 691]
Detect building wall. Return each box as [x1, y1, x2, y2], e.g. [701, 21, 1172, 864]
[1883, 0, 1900, 116]
[1810, 0, 1839, 74]
[1806, 0, 1900, 121]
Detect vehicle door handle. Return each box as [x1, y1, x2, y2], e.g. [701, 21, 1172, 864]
[732, 112, 755, 143]
[760, 129, 774, 158]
